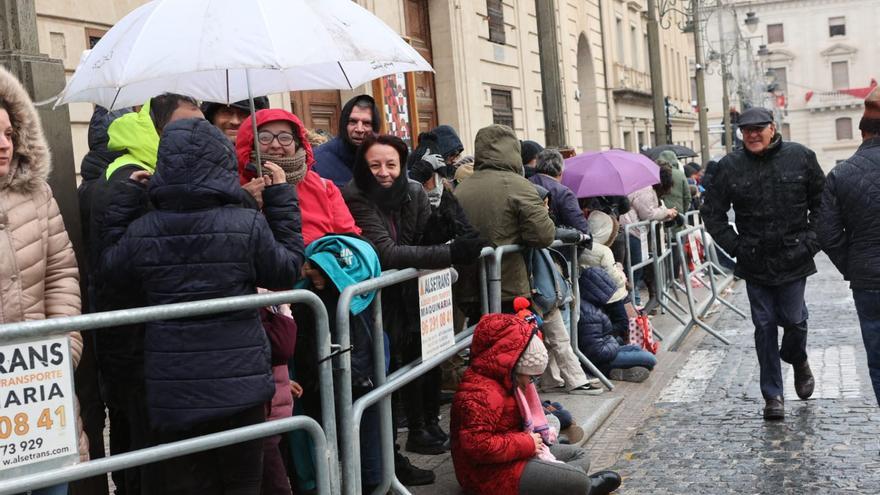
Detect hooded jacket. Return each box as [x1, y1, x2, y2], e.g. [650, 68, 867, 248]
[105, 101, 160, 179]
[0, 66, 89, 460]
[700, 134, 825, 286]
[98, 119, 305, 430]
[236, 108, 360, 245]
[818, 137, 880, 289]
[455, 125, 556, 303]
[78, 107, 131, 255]
[313, 95, 381, 187]
[580, 211, 628, 303]
[657, 150, 692, 215]
[451, 313, 541, 494]
[576, 268, 620, 365]
[432, 125, 464, 160]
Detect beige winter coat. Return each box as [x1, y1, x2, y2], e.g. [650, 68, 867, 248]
[0, 66, 88, 461]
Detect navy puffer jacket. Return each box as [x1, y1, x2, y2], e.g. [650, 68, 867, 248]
[99, 119, 305, 430]
[577, 268, 619, 365]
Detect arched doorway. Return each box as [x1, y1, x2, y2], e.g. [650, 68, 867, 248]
[577, 33, 601, 151]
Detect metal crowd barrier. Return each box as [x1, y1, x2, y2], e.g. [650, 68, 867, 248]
[487, 241, 614, 391]
[335, 268, 470, 495]
[668, 224, 748, 351]
[0, 290, 337, 495]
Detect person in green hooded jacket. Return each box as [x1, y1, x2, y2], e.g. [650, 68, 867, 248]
[454, 125, 556, 320]
[656, 150, 692, 216]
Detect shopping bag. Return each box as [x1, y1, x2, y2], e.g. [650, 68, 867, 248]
[627, 309, 659, 354]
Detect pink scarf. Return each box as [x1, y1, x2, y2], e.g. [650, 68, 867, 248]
[515, 383, 560, 462]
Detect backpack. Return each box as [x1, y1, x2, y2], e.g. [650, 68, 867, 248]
[525, 247, 573, 314]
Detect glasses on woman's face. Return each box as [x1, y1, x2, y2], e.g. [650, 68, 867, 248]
[258, 131, 296, 146]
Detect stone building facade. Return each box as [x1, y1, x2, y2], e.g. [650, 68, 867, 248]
[703, 0, 879, 170]
[33, 0, 700, 176]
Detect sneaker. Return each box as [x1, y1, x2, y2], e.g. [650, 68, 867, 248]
[585, 376, 602, 388]
[395, 451, 435, 486]
[609, 367, 650, 383]
[567, 383, 604, 395]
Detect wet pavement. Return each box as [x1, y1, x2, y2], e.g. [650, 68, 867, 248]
[609, 254, 880, 494]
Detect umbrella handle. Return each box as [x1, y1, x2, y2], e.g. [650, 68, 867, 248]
[246, 69, 263, 178]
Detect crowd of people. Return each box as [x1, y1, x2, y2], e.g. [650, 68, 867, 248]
[3, 53, 880, 494]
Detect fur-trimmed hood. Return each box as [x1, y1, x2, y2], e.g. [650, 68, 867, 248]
[0, 66, 51, 193]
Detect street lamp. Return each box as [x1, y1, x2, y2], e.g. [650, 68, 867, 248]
[743, 11, 759, 33]
[651, 0, 711, 161]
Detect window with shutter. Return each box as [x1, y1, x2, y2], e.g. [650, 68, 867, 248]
[491, 89, 514, 128]
[767, 24, 784, 44]
[487, 0, 505, 45]
[832, 61, 849, 90]
[836, 117, 853, 140]
[829, 17, 846, 37]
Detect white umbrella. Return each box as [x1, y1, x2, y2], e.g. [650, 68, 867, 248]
[55, 0, 433, 172]
[55, 0, 433, 109]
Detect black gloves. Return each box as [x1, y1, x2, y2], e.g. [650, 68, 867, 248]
[450, 236, 490, 265]
[555, 227, 593, 250]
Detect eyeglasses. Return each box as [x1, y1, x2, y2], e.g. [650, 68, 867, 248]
[258, 131, 296, 146]
[740, 125, 770, 136]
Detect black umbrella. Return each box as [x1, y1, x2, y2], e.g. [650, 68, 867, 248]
[641, 144, 698, 161]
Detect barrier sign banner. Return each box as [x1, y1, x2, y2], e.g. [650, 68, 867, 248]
[640, 230, 650, 260]
[418, 269, 455, 360]
[688, 232, 701, 265]
[0, 336, 78, 473]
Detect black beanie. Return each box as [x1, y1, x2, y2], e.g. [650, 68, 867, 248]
[521, 140, 544, 166]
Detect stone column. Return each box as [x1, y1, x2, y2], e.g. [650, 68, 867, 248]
[0, 0, 84, 273]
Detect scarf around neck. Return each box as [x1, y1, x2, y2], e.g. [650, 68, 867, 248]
[515, 382, 560, 462]
[251, 148, 308, 185]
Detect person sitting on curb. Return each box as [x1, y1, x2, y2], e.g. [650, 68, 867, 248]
[578, 267, 657, 383]
[451, 307, 621, 495]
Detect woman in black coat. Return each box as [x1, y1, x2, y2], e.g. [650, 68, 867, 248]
[342, 134, 486, 459]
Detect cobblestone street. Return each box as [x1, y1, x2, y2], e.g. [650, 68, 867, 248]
[607, 254, 880, 494]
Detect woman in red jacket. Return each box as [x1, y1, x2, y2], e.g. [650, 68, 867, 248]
[450, 312, 621, 495]
[236, 108, 361, 246]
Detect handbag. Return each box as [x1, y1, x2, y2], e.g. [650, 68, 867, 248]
[524, 247, 573, 314]
[627, 306, 659, 354]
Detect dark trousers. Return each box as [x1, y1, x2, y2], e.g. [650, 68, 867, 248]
[102, 372, 150, 495]
[746, 278, 809, 400]
[262, 434, 293, 495]
[71, 331, 109, 495]
[399, 334, 441, 430]
[144, 405, 265, 495]
[853, 289, 880, 405]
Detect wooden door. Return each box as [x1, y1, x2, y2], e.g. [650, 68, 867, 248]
[290, 90, 341, 136]
[404, 0, 438, 134]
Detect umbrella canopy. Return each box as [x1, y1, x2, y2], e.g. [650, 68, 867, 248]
[561, 150, 660, 198]
[55, 0, 433, 109]
[641, 144, 698, 161]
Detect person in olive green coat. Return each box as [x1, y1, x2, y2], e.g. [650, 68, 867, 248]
[454, 125, 556, 318]
[657, 150, 692, 215]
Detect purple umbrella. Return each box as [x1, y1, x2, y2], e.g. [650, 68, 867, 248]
[561, 149, 660, 198]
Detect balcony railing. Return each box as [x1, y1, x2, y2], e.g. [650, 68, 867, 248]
[806, 91, 864, 111]
[614, 63, 652, 93]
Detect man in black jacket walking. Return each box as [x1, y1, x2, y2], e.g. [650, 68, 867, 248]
[818, 87, 880, 406]
[701, 107, 825, 420]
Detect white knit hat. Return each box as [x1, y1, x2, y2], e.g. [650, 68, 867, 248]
[515, 335, 549, 376]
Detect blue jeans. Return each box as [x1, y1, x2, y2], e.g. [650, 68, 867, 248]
[853, 289, 880, 406]
[746, 278, 809, 400]
[608, 344, 657, 370]
[32, 485, 68, 495]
